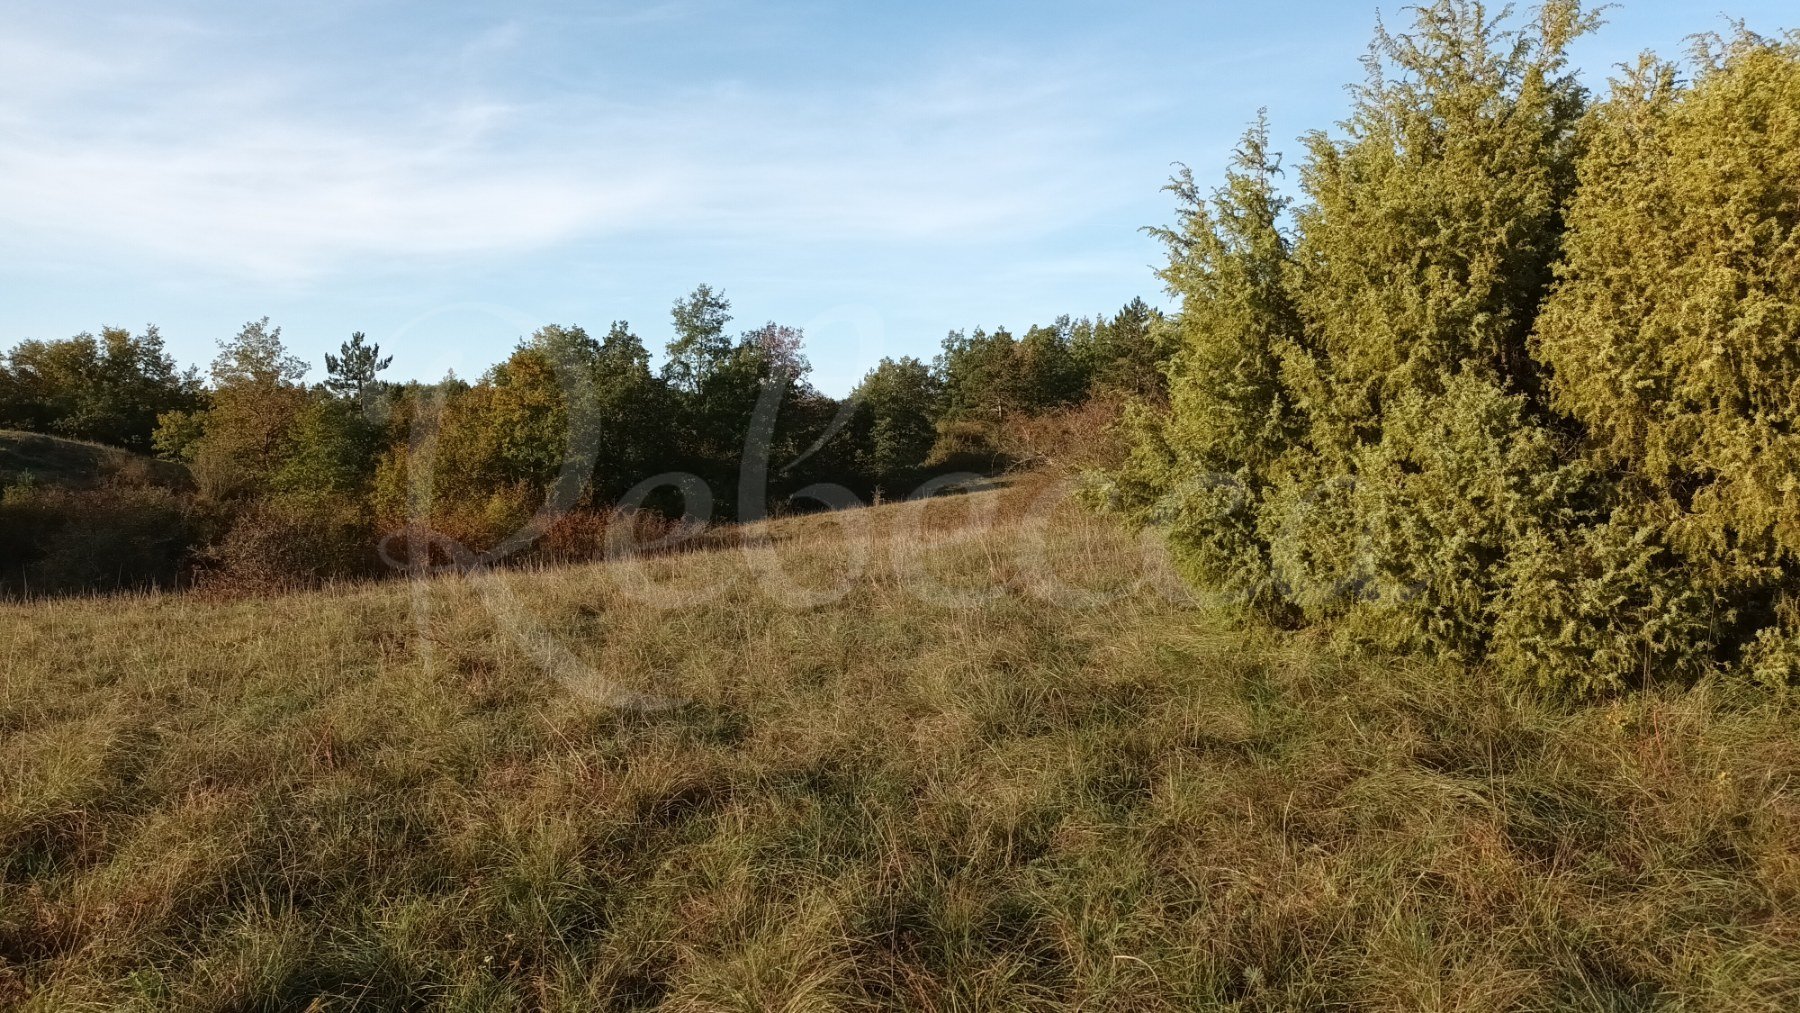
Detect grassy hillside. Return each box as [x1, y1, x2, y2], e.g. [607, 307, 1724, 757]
[0, 431, 197, 599]
[0, 431, 191, 492]
[2, 478, 1797, 1011]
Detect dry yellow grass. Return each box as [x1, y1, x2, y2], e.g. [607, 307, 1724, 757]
[2, 476, 1798, 1010]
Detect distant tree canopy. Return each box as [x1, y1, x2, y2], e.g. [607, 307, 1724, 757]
[1109, 1, 1800, 696]
[850, 356, 941, 491]
[925, 299, 1162, 465]
[0, 326, 201, 452]
[1073, 297, 1164, 398]
[0, 281, 1165, 593]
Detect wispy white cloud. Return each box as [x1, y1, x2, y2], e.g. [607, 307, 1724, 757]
[0, 6, 1138, 284]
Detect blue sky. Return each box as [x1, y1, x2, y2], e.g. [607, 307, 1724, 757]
[2, 1, 1792, 395]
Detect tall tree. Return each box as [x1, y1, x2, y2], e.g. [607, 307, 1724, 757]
[324, 331, 393, 402]
[166, 319, 311, 496]
[210, 317, 308, 389]
[851, 356, 942, 488]
[587, 321, 672, 501]
[662, 284, 734, 393]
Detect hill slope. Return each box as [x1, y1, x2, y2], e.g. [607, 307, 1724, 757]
[0, 430, 191, 492]
[2, 479, 1797, 1010]
[0, 431, 197, 599]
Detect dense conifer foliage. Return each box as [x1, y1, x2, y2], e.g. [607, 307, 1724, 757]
[1112, 2, 1800, 694]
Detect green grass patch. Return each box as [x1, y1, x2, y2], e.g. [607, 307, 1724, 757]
[2, 481, 1797, 1010]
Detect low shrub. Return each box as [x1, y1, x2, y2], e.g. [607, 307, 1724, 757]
[198, 495, 379, 595]
[1739, 597, 1800, 690]
[994, 392, 1135, 476]
[0, 482, 195, 597]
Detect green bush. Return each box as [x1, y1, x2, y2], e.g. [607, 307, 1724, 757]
[1109, 397, 1277, 608]
[1125, 1, 1599, 641]
[1330, 377, 1592, 658]
[0, 482, 195, 597]
[199, 495, 378, 594]
[1107, 119, 1300, 613]
[1492, 509, 1733, 697]
[1264, 0, 1593, 653]
[1534, 35, 1800, 553]
[1283, 0, 1593, 450]
[1114, 4, 1799, 694]
[1739, 597, 1800, 690]
[1530, 31, 1800, 684]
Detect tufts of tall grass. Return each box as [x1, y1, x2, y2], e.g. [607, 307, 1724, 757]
[2, 478, 1796, 1010]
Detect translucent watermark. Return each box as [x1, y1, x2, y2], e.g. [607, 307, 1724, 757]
[368, 301, 1283, 710]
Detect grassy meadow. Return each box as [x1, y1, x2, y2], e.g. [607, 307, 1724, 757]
[3, 477, 1798, 1010]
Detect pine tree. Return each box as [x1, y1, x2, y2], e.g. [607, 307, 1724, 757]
[324, 332, 393, 402]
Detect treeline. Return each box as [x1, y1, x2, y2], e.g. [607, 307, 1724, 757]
[1108, 2, 1799, 694]
[0, 287, 1161, 595]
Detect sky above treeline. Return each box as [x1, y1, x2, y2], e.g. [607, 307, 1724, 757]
[2, 1, 1792, 395]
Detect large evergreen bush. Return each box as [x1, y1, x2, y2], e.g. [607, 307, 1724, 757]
[1118, 4, 1800, 694]
[1531, 31, 1800, 685]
